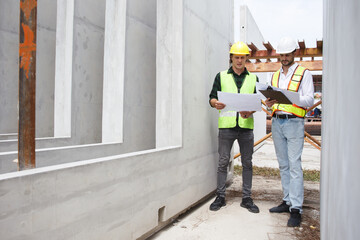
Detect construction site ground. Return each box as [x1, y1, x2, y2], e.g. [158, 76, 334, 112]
[148, 136, 321, 240]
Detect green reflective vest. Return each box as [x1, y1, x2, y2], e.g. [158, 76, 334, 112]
[271, 65, 307, 117]
[218, 70, 257, 129]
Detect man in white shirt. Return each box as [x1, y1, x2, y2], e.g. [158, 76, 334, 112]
[265, 37, 314, 227]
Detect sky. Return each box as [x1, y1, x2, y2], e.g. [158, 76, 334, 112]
[234, 0, 323, 48]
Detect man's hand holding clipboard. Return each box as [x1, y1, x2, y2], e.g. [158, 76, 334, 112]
[259, 86, 293, 105]
[256, 82, 302, 108]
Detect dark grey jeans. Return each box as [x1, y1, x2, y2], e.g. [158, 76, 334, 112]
[217, 128, 254, 198]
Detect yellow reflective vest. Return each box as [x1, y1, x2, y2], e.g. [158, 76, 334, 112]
[218, 70, 257, 129]
[271, 65, 307, 117]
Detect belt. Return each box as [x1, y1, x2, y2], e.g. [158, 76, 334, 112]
[273, 114, 301, 119]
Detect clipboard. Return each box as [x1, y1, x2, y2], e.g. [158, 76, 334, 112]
[259, 87, 293, 104]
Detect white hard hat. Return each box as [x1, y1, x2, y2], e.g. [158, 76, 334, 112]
[276, 37, 299, 54]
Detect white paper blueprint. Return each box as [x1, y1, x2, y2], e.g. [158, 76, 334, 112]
[217, 91, 261, 112]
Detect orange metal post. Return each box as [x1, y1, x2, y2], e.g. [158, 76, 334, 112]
[18, 0, 37, 170]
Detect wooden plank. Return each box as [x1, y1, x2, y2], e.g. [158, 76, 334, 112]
[263, 42, 274, 51]
[246, 60, 323, 72]
[248, 47, 322, 59]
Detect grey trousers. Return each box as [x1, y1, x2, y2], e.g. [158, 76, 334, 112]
[217, 128, 254, 198]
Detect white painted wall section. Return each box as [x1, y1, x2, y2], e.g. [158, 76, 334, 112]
[102, 0, 127, 143]
[54, 0, 74, 137]
[156, 0, 183, 148]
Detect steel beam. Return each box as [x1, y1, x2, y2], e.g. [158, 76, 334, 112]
[18, 0, 37, 170]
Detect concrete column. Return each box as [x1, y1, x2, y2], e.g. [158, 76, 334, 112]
[102, 0, 127, 143]
[321, 0, 360, 239]
[54, 0, 74, 137]
[156, 0, 183, 148]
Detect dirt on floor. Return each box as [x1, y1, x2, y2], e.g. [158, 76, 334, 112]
[227, 175, 320, 240]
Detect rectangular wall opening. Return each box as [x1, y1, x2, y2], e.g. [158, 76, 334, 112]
[158, 206, 166, 223]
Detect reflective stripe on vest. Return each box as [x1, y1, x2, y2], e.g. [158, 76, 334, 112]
[271, 65, 307, 117]
[218, 71, 257, 129]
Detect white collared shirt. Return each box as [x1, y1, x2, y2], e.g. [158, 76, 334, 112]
[269, 62, 314, 109]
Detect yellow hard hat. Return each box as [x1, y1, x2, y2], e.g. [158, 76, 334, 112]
[229, 41, 250, 55]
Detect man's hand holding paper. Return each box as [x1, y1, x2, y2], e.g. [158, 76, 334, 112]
[217, 91, 261, 112]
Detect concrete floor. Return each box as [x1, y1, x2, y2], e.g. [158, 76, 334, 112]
[148, 138, 321, 240]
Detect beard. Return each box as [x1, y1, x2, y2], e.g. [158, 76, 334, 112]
[281, 59, 294, 66]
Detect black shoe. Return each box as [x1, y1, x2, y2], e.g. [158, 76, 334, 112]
[287, 209, 301, 227]
[240, 197, 259, 213]
[209, 196, 226, 211]
[269, 201, 290, 213]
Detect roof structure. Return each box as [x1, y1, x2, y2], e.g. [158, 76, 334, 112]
[245, 40, 323, 72]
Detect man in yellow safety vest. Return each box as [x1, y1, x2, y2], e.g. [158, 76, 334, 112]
[209, 41, 260, 213]
[265, 37, 314, 227]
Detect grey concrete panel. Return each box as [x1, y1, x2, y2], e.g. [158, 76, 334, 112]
[0, 137, 76, 153]
[0, 134, 17, 141]
[0, 0, 19, 33]
[0, 0, 58, 137]
[0, 140, 17, 152]
[36, 0, 57, 138]
[0, 151, 17, 173]
[0, 142, 125, 174]
[321, 0, 360, 239]
[0, 0, 233, 238]
[0, 147, 217, 240]
[74, 0, 106, 27]
[182, 2, 230, 154]
[71, 0, 106, 144]
[0, 0, 19, 134]
[123, 4, 156, 149]
[127, 0, 157, 30]
[184, 0, 232, 40]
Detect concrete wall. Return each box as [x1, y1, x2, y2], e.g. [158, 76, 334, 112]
[321, 0, 360, 239]
[237, 5, 265, 49]
[234, 5, 267, 145]
[0, 0, 21, 134]
[0, 0, 233, 239]
[0, 0, 156, 146]
[36, 0, 57, 137]
[0, 0, 158, 173]
[0, 0, 57, 137]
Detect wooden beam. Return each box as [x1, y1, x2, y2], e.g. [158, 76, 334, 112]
[263, 42, 274, 51]
[249, 49, 277, 59]
[248, 47, 322, 60]
[298, 40, 306, 50]
[248, 42, 259, 52]
[317, 40, 323, 49]
[246, 60, 323, 72]
[304, 131, 322, 147]
[305, 137, 321, 150]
